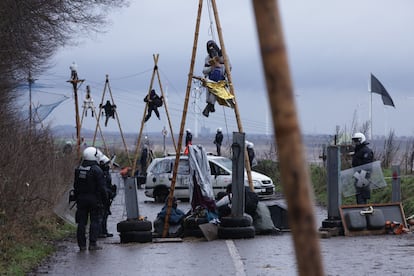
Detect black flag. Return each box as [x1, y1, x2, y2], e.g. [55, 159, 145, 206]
[370, 73, 395, 107]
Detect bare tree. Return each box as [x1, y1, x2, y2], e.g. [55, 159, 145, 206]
[0, 0, 128, 84]
[380, 129, 400, 168]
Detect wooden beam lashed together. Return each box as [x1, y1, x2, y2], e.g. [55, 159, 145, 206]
[131, 54, 177, 176]
[162, 0, 254, 237]
[93, 75, 131, 166]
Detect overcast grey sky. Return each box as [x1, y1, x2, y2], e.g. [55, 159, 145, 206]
[26, 0, 414, 139]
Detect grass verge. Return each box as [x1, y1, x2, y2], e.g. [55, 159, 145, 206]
[0, 216, 75, 275]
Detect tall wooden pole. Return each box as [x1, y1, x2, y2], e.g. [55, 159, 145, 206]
[210, 0, 254, 192]
[252, 1, 324, 275]
[68, 63, 84, 161]
[162, 0, 204, 238]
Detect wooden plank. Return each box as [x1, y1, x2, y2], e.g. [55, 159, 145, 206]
[152, 238, 183, 243]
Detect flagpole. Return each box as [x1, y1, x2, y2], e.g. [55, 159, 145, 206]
[369, 74, 373, 140]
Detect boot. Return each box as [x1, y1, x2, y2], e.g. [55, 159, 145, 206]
[89, 244, 103, 251]
[144, 114, 150, 122]
[202, 105, 210, 117]
[209, 103, 215, 113]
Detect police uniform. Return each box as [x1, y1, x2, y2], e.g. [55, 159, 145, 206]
[352, 142, 374, 204]
[74, 159, 107, 250]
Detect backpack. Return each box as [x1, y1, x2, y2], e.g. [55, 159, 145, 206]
[153, 96, 163, 107]
[209, 67, 225, 82]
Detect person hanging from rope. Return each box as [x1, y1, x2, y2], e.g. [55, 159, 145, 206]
[201, 40, 233, 117]
[83, 85, 95, 117]
[100, 100, 116, 127]
[143, 89, 163, 122]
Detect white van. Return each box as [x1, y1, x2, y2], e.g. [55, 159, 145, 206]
[144, 154, 275, 203]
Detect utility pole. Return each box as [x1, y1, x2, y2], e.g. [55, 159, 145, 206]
[28, 72, 36, 130]
[67, 62, 85, 160]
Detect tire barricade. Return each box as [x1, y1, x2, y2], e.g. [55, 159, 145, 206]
[218, 214, 255, 239]
[117, 219, 153, 243]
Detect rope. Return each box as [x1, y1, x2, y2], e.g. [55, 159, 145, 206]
[207, 0, 217, 42]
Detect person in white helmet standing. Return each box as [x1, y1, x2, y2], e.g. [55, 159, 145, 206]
[246, 141, 256, 168]
[213, 128, 224, 156]
[73, 147, 108, 251]
[351, 132, 374, 204]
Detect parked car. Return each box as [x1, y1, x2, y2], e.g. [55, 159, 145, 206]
[144, 154, 275, 203]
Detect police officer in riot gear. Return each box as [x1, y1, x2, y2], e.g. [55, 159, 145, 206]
[98, 154, 116, 238]
[351, 132, 374, 204]
[74, 146, 108, 251]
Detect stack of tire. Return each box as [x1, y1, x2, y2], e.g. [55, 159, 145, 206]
[182, 215, 208, 237]
[117, 219, 153, 243]
[218, 214, 255, 239]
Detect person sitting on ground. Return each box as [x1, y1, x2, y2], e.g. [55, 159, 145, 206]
[143, 89, 163, 122]
[216, 184, 258, 219]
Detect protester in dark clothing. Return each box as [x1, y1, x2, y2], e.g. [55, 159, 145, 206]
[98, 155, 116, 238]
[202, 40, 231, 117]
[144, 89, 163, 122]
[246, 141, 255, 168]
[73, 147, 108, 251]
[140, 146, 148, 175]
[100, 100, 116, 127]
[213, 128, 223, 156]
[351, 132, 374, 204]
[184, 129, 193, 155]
[185, 129, 192, 147]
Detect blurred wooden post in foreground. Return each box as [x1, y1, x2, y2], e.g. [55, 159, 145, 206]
[251, 1, 324, 275]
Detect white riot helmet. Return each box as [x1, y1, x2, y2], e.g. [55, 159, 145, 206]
[217, 127, 222, 133]
[99, 154, 110, 165]
[83, 146, 99, 161]
[186, 129, 191, 133]
[352, 132, 366, 144]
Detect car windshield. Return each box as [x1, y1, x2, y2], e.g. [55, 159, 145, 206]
[213, 157, 232, 171]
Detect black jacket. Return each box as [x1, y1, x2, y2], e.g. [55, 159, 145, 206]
[74, 160, 108, 205]
[352, 142, 373, 167]
[214, 132, 223, 145]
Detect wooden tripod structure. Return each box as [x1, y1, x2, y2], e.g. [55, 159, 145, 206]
[92, 75, 132, 166]
[162, 0, 254, 237]
[131, 54, 178, 176]
[80, 86, 109, 155]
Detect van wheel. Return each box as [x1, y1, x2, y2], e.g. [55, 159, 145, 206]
[154, 186, 169, 203]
